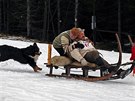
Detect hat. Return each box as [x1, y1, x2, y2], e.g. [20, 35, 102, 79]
[70, 27, 84, 40]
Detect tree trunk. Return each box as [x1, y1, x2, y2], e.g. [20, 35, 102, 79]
[27, 0, 30, 36]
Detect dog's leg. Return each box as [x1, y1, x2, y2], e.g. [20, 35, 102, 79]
[33, 66, 42, 72]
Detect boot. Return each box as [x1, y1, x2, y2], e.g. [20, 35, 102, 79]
[95, 57, 121, 73]
[95, 57, 112, 69]
[95, 57, 112, 75]
[119, 68, 132, 79]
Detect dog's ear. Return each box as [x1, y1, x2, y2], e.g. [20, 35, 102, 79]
[33, 43, 37, 46]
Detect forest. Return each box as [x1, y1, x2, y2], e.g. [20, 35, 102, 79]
[0, 0, 135, 47]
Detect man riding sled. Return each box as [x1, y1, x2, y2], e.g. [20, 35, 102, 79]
[53, 27, 133, 79]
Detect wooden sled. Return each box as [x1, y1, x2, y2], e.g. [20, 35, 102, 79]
[45, 33, 124, 82]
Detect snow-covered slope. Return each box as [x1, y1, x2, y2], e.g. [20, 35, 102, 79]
[0, 39, 135, 101]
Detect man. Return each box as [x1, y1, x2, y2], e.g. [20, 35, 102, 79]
[53, 27, 86, 56]
[53, 27, 110, 67]
[53, 27, 90, 65]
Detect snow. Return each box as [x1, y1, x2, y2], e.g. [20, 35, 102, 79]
[0, 39, 135, 101]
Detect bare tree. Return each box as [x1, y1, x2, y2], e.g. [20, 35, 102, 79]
[27, 0, 30, 36]
[75, 0, 78, 27]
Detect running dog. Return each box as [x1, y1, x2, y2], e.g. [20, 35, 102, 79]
[0, 43, 42, 72]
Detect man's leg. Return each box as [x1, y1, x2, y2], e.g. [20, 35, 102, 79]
[84, 51, 111, 68]
[54, 48, 68, 56]
[84, 51, 111, 76]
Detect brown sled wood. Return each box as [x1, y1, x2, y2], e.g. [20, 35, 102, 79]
[46, 73, 113, 82]
[46, 33, 122, 82]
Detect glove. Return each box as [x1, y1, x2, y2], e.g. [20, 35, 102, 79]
[80, 58, 88, 66]
[73, 42, 84, 49]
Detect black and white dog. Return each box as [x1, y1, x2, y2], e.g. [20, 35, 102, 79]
[0, 43, 42, 72]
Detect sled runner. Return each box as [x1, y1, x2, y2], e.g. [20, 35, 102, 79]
[45, 34, 134, 82]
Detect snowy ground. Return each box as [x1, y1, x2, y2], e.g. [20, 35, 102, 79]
[0, 39, 135, 101]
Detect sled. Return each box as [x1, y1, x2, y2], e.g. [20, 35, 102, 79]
[45, 33, 135, 82]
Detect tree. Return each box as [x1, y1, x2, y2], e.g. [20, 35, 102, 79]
[27, 0, 30, 36]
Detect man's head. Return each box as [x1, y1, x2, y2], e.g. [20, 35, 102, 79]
[70, 27, 85, 40]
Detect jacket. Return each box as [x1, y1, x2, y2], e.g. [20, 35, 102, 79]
[70, 41, 97, 62]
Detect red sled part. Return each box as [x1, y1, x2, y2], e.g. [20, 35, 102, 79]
[133, 67, 135, 76]
[130, 45, 135, 60]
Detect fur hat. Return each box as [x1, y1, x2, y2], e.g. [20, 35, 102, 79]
[70, 27, 84, 40]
